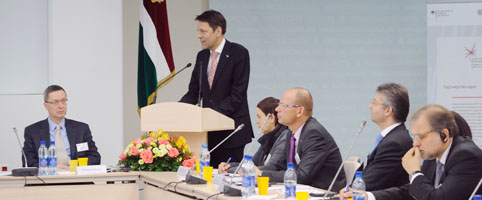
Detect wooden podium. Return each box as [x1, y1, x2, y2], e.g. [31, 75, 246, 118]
[140, 102, 234, 157]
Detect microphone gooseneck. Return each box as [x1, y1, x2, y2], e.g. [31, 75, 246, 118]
[209, 124, 245, 154]
[13, 127, 28, 167]
[151, 62, 192, 104]
[232, 113, 271, 175]
[197, 61, 203, 107]
[185, 124, 245, 184]
[325, 120, 367, 196]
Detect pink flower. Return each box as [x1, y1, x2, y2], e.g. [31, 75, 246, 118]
[182, 158, 195, 168]
[130, 147, 139, 156]
[120, 152, 127, 161]
[158, 139, 170, 145]
[134, 138, 142, 145]
[167, 148, 179, 158]
[144, 137, 154, 146]
[140, 149, 153, 164]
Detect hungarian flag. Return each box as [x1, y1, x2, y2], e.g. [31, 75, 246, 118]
[138, 0, 175, 114]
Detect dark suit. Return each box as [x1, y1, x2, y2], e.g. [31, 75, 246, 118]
[362, 123, 413, 190]
[180, 40, 253, 166]
[262, 117, 346, 191]
[372, 136, 482, 200]
[23, 118, 101, 167]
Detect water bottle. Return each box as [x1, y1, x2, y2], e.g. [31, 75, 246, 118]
[241, 155, 255, 198]
[474, 195, 482, 200]
[48, 141, 57, 175]
[284, 162, 297, 199]
[199, 144, 210, 178]
[352, 171, 366, 200]
[38, 141, 48, 176]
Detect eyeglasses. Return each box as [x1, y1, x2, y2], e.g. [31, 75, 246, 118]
[45, 99, 68, 105]
[412, 130, 434, 141]
[277, 103, 300, 109]
[370, 99, 386, 106]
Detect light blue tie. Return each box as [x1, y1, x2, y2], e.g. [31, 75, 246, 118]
[369, 134, 383, 155]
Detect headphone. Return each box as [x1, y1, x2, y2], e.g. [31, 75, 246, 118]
[439, 131, 447, 143]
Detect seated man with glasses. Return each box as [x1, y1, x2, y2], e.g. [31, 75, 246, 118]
[340, 104, 482, 200]
[253, 87, 346, 191]
[23, 85, 101, 169]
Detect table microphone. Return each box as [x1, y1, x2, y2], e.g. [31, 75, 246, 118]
[232, 113, 271, 175]
[468, 178, 482, 200]
[185, 124, 245, 184]
[323, 120, 367, 198]
[224, 114, 271, 196]
[11, 127, 39, 176]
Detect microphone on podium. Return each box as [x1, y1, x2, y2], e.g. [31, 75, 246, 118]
[196, 61, 203, 107]
[185, 124, 245, 184]
[11, 127, 39, 176]
[322, 120, 367, 198]
[152, 62, 192, 104]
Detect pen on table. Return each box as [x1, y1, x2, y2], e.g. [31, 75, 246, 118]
[344, 184, 351, 200]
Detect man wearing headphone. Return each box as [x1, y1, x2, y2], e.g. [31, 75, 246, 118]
[341, 104, 482, 200]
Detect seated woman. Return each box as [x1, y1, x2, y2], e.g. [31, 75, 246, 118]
[218, 97, 289, 173]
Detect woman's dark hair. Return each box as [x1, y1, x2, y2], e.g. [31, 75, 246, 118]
[452, 111, 472, 138]
[257, 97, 280, 125]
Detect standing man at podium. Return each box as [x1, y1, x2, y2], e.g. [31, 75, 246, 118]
[180, 10, 253, 167]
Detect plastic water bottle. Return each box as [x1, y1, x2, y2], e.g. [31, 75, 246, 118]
[38, 141, 48, 176]
[199, 144, 210, 178]
[284, 162, 297, 199]
[48, 141, 57, 175]
[352, 171, 366, 200]
[241, 155, 255, 198]
[474, 195, 482, 200]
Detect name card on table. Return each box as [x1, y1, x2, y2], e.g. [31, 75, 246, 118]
[76, 165, 107, 175]
[177, 166, 191, 179]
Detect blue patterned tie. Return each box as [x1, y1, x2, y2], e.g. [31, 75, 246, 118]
[369, 134, 383, 155]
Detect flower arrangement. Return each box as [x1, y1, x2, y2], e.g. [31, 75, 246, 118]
[119, 129, 196, 171]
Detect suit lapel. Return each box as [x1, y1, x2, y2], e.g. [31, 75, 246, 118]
[211, 40, 230, 88]
[423, 160, 437, 183]
[440, 137, 459, 184]
[367, 124, 404, 164]
[297, 118, 312, 159]
[65, 119, 77, 158]
[40, 119, 51, 145]
[201, 51, 210, 92]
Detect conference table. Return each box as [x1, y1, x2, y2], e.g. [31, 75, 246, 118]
[0, 171, 330, 200]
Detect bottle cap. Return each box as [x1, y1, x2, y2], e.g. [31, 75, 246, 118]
[40, 141, 46, 145]
[355, 171, 362, 178]
[244, 155, 252, 160]
[50, 141, 55, 145]
[287, 162, 294, 168]
[202, 144, 207, 148]
[474, 195, 482, 200]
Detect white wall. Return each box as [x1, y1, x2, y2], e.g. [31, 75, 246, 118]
[0, 0, 123, 168]
[1, 0, 208, 169]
